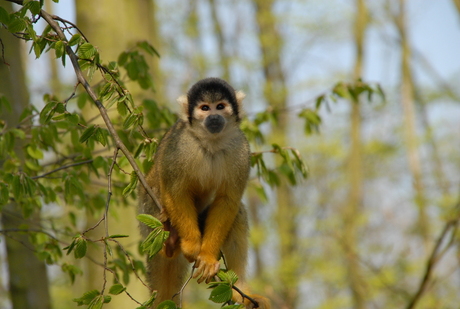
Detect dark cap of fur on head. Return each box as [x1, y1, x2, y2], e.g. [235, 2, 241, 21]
[187, 78, 240, 123]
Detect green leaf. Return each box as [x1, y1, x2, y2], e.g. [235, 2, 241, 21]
[25, 1, 41, 15]
[8, 18, 27, 33]
[118, 51, 129, 66]
[141, 229, 169, 258]
[79, 125, 97, 143]
[315, 94, 325, 109]
[11, 174, 22, 200]
[332, 82, 349, 99]
[73, 289, 100, 306]
[61, 263, 83, 284]
[156, 300, 177, 309]
[26, 145, 44, 159]
[216, 269, 238, 285]
[0, 183, 9, 206]
[88, 295, 105, 309]
[94, 127, 108, 146]
[0, 7, 10, 24]
[137, 214, 162, 229]
[109, 284, 126, 295]
[67, 113, 79, 125]
[137, 41, 160, 57]
[74, 237, 87, 259]
[122, 171, 138, 196]
[68, 33, 81, 46]
[39, 102, 56, 124]
[109, 234, 129, 239]
[117, 98, 128, 116]
[78, 43, 96, 59]
[63, 239, 76, 255]
[209, 283, 233, 303]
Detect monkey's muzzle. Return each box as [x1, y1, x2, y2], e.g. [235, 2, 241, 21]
[205, 115, 225, 134]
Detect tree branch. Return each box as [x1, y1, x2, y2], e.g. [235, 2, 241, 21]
[31, 159, 94, 179]
[4, 1, 163, 211]
[405, 208, 460, 309]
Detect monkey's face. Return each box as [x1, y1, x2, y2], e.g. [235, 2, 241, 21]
[193, 101, 235, 134]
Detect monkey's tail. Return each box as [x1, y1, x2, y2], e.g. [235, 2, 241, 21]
[147, 253, 189, 307]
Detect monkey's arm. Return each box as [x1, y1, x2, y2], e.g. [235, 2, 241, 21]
[162, 190, 202, 262]
[193, 195, 240, 283]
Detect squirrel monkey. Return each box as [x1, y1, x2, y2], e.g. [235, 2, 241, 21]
[139, 78, 270, 308]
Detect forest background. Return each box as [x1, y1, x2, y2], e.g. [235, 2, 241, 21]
[0, 0, 459, 309]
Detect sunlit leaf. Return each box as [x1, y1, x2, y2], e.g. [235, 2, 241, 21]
[79, 125, 97, 143]
[209, 284, 233, 303]
[137, 214, 162, 229]
[109, 284, 126, 295]
[8, 18, 27, 33]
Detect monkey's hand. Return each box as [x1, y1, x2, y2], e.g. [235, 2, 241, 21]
[192, 253, 220, 284]
[181, 238, 201, 263]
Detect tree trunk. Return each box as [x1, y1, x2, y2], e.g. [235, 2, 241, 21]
[0, 2, 51, 308]
[395, 0, 429, 247]
[452, 0, 460, 15]
[209, 0, 230, 81]
[253, 1, 298, 307]
[342, 1, 368, 308]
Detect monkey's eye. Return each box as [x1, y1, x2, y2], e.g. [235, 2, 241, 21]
[216, 103, 225, 110]
[200, 105, 210, 111]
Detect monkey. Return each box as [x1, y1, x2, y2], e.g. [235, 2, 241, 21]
[138, 77, 270, 308]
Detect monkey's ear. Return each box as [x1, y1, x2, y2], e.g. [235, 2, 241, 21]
[235, 91, 246, 117]
[177, 95, 189, 121]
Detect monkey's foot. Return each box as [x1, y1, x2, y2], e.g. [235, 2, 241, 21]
[192, 254, 220, 284]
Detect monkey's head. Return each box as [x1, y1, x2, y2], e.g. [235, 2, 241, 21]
[177, 78, 245, 135]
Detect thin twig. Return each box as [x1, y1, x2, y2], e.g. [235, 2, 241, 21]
[99, 148, 119, 295]
[251, 146, 300, 156]
[64, 81, 80, 104]
[405, 217, 459, 309]
[0, 228, 60, 242]
[173, 267, 195, 308]
[110, 238, 152, 291]
[52, 15, 89, 42]
[232, 285, 260, 308]
[31, 159, 94, 179]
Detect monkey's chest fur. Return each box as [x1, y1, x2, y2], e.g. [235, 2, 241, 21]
[157, 123, 250, 215]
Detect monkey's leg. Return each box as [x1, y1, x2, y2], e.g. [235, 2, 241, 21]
[147, 252, 189, 307]
[222, 206, 271, 309]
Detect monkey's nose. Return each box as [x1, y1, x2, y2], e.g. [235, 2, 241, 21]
[205, 115, 225, 133]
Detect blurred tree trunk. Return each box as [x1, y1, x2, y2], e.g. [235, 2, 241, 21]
[342, 0, 368, 308]
[209, 0, 230, 81]
[253, 1, 298, 308]
[75, 1, 159, 307]
[0, 2, 51, 309]
[395, 0, 429, 247]
[453, 0, 460, 15]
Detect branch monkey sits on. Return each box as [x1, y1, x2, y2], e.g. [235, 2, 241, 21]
[139, 78, 270, 308]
